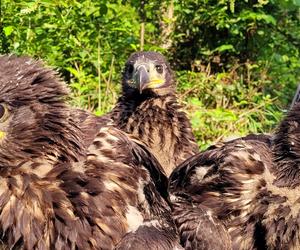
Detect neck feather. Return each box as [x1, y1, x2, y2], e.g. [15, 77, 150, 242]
[272, 104, 300, 187]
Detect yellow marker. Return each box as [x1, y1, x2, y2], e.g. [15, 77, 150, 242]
[0, 131, 5, 140]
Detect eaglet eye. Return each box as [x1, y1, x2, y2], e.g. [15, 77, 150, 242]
[127, 64, 134, 74]
[155, 65, 163, 74]
[0, 104, 8, 122]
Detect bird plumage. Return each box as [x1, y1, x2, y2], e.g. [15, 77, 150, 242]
[169, 104, 300, 249]
[0, 55, 179, 249]
[109, 51, 199, 176]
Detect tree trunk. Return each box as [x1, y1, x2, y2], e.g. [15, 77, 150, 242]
[139, 0, 146, 51]
[160, 0, 174, 49]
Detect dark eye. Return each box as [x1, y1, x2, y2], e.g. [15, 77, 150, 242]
[127, 64, 134, 74]
[0, 104, 7, 121]
[155, 65, 163, 74]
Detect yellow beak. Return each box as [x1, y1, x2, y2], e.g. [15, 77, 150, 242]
[146, 79, 165, 89]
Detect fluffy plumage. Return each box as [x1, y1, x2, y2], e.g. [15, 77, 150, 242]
[0, 55, 179, 249]
[169, 105, 300, 249]
[109, 51, 199, 176]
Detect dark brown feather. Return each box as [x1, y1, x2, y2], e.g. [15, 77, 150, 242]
[115, 224, 183, 250]
[170, 110, 300, 250]
[109, 51, 199, 176]
[0, 55, 178, 249]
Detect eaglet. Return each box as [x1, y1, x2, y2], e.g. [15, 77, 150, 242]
[109, 51, 199, 176]
[0, 55, 180, 250]
[169, 100, 300, 249]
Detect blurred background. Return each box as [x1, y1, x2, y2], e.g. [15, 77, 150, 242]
[0, 0, 299, 149]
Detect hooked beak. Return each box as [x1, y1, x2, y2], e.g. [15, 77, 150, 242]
[135, 65, 150, 94]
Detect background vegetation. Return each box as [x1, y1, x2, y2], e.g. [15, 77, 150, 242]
[1, 0, 299, 149]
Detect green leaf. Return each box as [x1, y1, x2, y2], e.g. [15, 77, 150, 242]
[3, 26, 14, 36]
[282, 55, 289, 62]
[293, 0, 300, 6]
[257, 30, 264, 35]
[66, 67, 81, 79]
[213, 44, 235, 53]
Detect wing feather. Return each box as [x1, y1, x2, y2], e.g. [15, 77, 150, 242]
[169, 137, 272, 249]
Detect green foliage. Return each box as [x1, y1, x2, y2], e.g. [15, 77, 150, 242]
[171, 0, 300, 104]
[0, 0, 299, 148]
[1, 0, 140, 114]
[176, 68, 282, 149]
